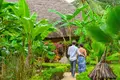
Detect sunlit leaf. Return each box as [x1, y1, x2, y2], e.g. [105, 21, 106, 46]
[0, 0, 3, 10]
[72, 5, 88, 19]
[48, 9, 67, 20]
[30, 13, 37, 22]
[21, 17, 33, 35]
[106, 6, 120, 35]
[19, 0, 30, 17]
[86, 22, 113, 43]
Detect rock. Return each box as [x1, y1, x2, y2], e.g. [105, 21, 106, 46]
[59, 56, 69, 64]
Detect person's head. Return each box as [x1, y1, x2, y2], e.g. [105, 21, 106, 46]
[79, 43, 84, 47]
[72, 40, 76, 45]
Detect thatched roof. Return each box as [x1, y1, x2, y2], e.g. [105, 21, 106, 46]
[6, 0, 80, 20]
[47, 26, 78, 39]
[6, 0, 81, 39]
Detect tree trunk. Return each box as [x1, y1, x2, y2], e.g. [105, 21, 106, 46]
[1, 60, 6, 80]
[56, 28, 67, 56]
[25, 39, 32, 67]
[89, 48, 117, 80]
[68, 27, 72, 43]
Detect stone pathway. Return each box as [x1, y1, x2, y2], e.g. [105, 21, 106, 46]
[61, 72, 78, 80]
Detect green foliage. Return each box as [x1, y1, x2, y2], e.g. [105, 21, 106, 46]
[86, 6, 120, 43]
[10, 0, 55, 42]
[19, 0, 30, 17]
[86, 41, 106, 64]
[76, 72, 91, 80]
[111, 64, 120, 80]
[0, 0, 55, 79]
[49, 5, 88, 22]
[0, 0, 3, 9]
[32, 41, 56, 61]
[91, 42, 105, 60]
[49, 5, 88, 43]
[86, 22, 112, 43]
[30, 74, 43, 80]
[76, 66, 94, 80]
[106, 6, 120, 38]
[41, 66, 67, 80]
[76, 64, 120, 80]
[31, 63, 68, 80]
[107, 52, 120, 61]
[96, 0, 120, 7]
[40, 63, 70, 68]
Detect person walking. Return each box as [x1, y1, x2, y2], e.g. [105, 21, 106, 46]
[77, 43, 87, 73]
[67, 40, 78, 77]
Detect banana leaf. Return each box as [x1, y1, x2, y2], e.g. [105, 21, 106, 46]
[19, 0, 30, 17]
[30, 13, 37, 22]
[106, 6, 120, 35]
[48, 9, 67, 21]
[21, 17, 34, 35]
[68, 4, 88, 20]
[107, 52, 120, 61]
[49, 5, 88, 21]
[0, 0, 3, 10]
[86, 23, 113, 43]
[91, 41, 105, 61]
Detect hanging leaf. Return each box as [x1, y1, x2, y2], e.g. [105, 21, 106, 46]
[106, 6, 120, 35]
[30, 13, 37, 22]
[72, 5, 88, 19]
[86, 22, 113, 43]
[0, 0, 3, 10]
[107, 52, 120, 61]
[78, 36, 85, 43]
[48, 9, 67, 20]
[21, 17, 34, 35]
[19, 0, 30, 17]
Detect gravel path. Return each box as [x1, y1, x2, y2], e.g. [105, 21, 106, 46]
[61, 72, 78, 80]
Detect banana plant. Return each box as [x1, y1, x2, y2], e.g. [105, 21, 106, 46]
[48, 5, 88, 58]
[49, 5, 88, 43]
[10, 0, 55, 66]
[86, 6, 120, 51]
[86, 6, 120, 79]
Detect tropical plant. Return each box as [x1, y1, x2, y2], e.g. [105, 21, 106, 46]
[10, 0, 55, 67]
[49, 5, 88, 43]
[0, 0, 55, 79]
[49, 5, 88, 60]
[86, 6, 120, 80]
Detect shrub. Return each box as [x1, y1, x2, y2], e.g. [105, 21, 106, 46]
[76, 72, 91, 80]
[111, 64, 120, 80]
[76, 65, 94, 80]
[41, 66, 67, 80]
[30, 74, 43, 80]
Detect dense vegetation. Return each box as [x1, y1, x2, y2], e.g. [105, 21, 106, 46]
[0, 0, 120, 80]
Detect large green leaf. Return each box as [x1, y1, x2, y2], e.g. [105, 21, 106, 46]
[107, 52, 120, 61]
[86, 23, 112, 43]
[10, 6, 20, 17]
[106, 6, 120, 35]
[91, 41, 105, 61]
[32, 25, 52, 40]
[48, 9, 67, 20]
[0, 0, 3, 10]
[19, 0, 30, 17]
[30, 13, 37, 22]
[21, 17, 33, 35]
[65, 5, 88, 20]
[72, 5, 88, 19]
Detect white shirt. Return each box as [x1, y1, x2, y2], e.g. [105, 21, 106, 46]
[67, 45, 78, 61]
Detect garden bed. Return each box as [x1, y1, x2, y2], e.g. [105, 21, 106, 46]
[30, 63, 69, 80]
